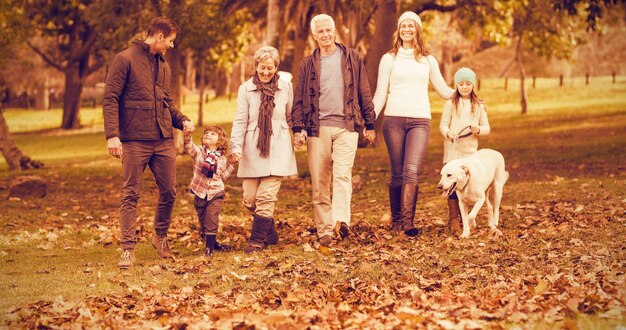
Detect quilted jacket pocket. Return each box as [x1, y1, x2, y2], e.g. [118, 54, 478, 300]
[121, 100, 156, 139]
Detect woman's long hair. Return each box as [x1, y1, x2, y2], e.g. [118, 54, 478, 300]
[389, 22, 429, 60]
[451, 90, 483, 116]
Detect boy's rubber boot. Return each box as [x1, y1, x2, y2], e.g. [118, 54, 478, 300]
[205, 234, 216, 257]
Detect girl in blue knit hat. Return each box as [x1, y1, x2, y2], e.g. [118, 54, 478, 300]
[439, 67, 490, 236]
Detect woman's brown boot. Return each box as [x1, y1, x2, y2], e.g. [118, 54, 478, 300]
[389, 184, 403, 231]
[400, 183, 420, 237]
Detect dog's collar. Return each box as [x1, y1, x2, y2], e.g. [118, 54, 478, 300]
[459, 173, 471, 191]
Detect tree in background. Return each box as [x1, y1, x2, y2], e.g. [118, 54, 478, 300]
[495, 0, 588, 114]
[0, 0, 42, 170]
[182, 1, 252, 127]
[23, 0, 144, 129]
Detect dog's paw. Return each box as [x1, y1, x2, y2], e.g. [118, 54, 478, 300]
[460, 231, 470, 238]
[489, 227, 503, 236]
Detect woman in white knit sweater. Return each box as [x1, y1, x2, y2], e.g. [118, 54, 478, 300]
[372, 11, 455, 237]
[439, 67, 490, 235]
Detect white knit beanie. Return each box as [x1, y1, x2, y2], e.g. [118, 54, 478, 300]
[397, 11, 422, 29]
[454, 67, 477, 86]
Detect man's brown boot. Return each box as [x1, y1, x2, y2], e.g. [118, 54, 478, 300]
[152, 234, 174, 259]
[447, 199, 462, 236]
[118, 249, 135, 269]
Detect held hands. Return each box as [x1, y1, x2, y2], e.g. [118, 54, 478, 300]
[363, 129, 376, 144]
[293, 132, 307, 150]
[470, 125, 480, 135]
[446, 132, 459, 142]
[228, 153, 242, 164]
[182, 120, 195, 135]
[107, 137, 123, 159]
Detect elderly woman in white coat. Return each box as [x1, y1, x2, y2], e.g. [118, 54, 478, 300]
[230, 46, 298, 253]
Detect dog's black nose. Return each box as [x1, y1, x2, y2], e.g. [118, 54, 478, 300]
[437, 184, 442, 189]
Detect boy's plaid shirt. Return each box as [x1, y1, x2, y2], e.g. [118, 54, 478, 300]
[184, 139, 235, 200]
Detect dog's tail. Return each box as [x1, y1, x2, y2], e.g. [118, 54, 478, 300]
[504, 171, 510, 184]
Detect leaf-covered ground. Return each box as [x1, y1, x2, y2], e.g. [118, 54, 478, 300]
[1, 95, 625, 328]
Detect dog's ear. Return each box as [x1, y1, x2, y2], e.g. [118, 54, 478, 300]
[461, 165, 470, 175]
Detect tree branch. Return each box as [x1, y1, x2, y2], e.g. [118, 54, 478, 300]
[151, 0, 163, 16]
[26, 41, 66, 72]
[415, 0, 464, 13]
[413, 0, 492, 14]
[74, 28, 97, 61]
[85, 61, 103, 77]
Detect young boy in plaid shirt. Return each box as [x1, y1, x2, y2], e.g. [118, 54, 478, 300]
[184, 126, 237, 256]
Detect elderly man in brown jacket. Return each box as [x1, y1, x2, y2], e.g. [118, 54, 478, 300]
[291, 14, 376, 247]
[103, 17, 194, 269]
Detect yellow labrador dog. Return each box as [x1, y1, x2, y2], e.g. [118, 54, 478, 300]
[438, 149, 509, 238]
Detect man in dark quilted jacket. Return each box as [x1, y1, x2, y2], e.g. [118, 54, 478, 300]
[103, 17, 195, 269]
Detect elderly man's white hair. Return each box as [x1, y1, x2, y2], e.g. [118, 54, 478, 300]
[310, 14, 335, 34]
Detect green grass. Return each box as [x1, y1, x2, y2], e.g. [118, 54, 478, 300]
[1, 77, 625, 328]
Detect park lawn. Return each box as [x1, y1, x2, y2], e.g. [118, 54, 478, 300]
[0, 78, 625, 328]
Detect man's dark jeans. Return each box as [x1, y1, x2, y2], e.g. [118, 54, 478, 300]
[120, 139, 176, 250]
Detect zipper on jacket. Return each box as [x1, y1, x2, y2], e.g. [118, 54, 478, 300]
[150, 54, 160, 139]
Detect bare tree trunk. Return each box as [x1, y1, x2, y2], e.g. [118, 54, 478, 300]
[240, 60, 245, 84]
[165, 0, 186, 153]
[225, 68, 233, 99]
[440, 43, 453, 85]
[366, 0, 397, 147]
[197, 59, 205, 127]
[61, 63, 83, 129]
[0, 109, 23, 170]
[214, 69, 228, 97]
[290, 32, 308, 82]
[35, 77, 49, 111]
[514, 36, 528, 114]
[185, 49, 196, 91]
[0, 109, 42, 170]
[266, 0, 281, 48]
[167, 47, 185, 153]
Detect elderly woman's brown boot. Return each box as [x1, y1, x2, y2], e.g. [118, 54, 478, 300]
[245, 214, 272, 253]
[265, 218, 278, 245]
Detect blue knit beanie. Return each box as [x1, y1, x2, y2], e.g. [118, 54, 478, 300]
[454, 67, 477, 86]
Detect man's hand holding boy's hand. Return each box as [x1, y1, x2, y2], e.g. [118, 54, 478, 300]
[183, 120, 195, 135]
[363, 129, 376, 143]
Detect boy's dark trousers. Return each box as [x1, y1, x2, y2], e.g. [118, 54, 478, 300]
[194, 191, 225, 239]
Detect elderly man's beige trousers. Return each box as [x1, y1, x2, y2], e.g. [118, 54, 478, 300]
[307, 126, 359, 238]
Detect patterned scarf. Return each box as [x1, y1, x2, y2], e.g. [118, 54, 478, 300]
[201, 148, 221, 178]
[252, 73, 279, 158]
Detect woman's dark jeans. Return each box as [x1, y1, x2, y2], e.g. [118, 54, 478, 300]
[382, 116, 430, 186]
